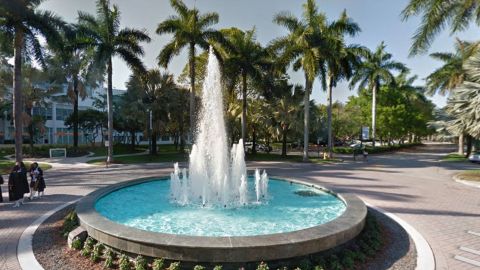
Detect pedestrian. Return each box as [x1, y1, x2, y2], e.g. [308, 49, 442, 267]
[362, 147, 368, 161]
[33, 162, 45, 198]
[0, 174, 3, 203]
[9, 164, 29, 207]
[29, 163, 38, 200]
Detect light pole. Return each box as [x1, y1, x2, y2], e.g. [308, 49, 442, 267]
[148, 109, 152, 154]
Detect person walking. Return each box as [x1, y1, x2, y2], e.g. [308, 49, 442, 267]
[9, 164, 29, 207]
[0, 174, 4, 203]
[32, 162, 45, 198]
[29, 163, 38, 200]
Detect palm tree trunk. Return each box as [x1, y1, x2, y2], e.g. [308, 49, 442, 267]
[189, 42, 196, 142]
[13, 27, 24, 163]
[327, 74, 333, 158]
[303, 77, 312, 162]
[241, 71, 247, 148]
[371, 83, 377, 148]
[106, 57, 114, 163]
[466, 135, 473, 157]
[73, 76, 79, 150]
[281, 128, 287, 157]
[130, 130, 135, 149]
[458, 133, 464, 155]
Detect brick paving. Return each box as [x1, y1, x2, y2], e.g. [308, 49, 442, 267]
[1, 144, 479, 269]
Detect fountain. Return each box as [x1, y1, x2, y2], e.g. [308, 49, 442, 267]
[170, 48, 268, 207]
[76, 48, 367, 265]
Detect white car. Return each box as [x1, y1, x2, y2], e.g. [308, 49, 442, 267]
[469, 152, 480, 163]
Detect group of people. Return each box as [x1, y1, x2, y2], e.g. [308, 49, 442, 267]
[0, 162, 46, 207]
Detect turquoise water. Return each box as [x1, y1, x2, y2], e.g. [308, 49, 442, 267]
[95, 178, 346, 237]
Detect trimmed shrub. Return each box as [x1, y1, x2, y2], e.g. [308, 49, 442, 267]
[152, 258, 165, 270]
[134, 255, 147, 270]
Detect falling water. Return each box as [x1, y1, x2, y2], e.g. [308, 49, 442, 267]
[170, 48, 268, 207]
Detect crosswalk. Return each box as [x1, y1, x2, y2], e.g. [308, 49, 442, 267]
[454, 231, 480, 268]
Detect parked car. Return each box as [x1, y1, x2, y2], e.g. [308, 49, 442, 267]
[258, 144, 272, 152]
[244, 142, 258, 153]
[469, 151, 480, 163]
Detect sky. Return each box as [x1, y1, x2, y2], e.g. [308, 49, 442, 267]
[40, 0, 480, 108]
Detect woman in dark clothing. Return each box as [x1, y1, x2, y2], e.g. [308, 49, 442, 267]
[0, 174, 4, 202]
[9, 164, 29, 207]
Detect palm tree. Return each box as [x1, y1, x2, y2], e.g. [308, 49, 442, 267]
[220, 27, 270, 148]
[349, 42, 407, 147]
[0, 0, 64, 162]
[140, 69, 178, 155]
[425, 39, 479, 154]
[48, 24, 102, 151]
[156, 0, 225, 138]
[273, 0, 325, 161]
[402, 0, 480, 55]
[322, 10, 363, 158]
[78, 0, 151, 163]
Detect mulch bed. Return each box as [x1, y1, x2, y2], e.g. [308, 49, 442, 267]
[33, 207, 416, 270]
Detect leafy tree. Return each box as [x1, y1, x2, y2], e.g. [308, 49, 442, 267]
[349, 42, 407, 147]
[402, 0, 480, 55]
[78, 0, 150, 163]
[273, 0, 325, 161]
[65, 109, 106, 146]
[47, 23, 102, 150]
[219, 27, 270, 147]
[115, 82, 145, 149]
[156, 0, 225, 137]
[0, 0, 64, 161]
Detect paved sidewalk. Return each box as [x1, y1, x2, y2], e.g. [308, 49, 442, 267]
[1, 144, 479, 269]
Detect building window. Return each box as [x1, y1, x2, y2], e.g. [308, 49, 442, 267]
[161, 136, 170, 141]
[56, 108, 73, 121]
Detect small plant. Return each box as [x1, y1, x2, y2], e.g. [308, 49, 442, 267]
[104, 248, 115, 269]
[61, 210, 79, 238]
[257, 261, 269, 270]
[194, 265, 206, 270]
[80, 244, 91, 257]
[342, 252, 355, 269]
[85, 236, 96, 249]
[134, 255, 148, 270]
[71, 237, 83, 250]
[152, 258, 165, 270]
[119, 254, 131, 270]
[167, 261, 181, 270]
[313, 265, 325, 270]
[90, 243, 104, 263]
[298, 258, 312, 270]
[213, 265, 223, 270]
[328, 255, 342, 270]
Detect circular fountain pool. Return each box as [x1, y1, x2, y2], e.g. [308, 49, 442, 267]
[76, 176, 367, 263]
[95, 178, 346, 237]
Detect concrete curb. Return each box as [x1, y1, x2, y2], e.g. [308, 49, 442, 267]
[18, 199, 80, 270]
[366, 203, 435, 270]
[453, 174, 480, 189]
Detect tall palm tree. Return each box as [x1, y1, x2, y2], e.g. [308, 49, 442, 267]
[425, 39, 479, 154]
[322, 10, 363, 158]
[273, 0, 325, 161]
[220, 27, 270, 148]
[48, 24, 102, 150]
[156, 0, 225, 138]
[402, 0, 480, 55]
[349, 42, 407, 147]
[0, 0, 64, 162]
[78, 0, 151, 163]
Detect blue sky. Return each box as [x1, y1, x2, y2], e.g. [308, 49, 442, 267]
[40, 0, 480, 108]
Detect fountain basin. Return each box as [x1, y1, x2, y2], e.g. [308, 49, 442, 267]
[76, 176, 366, 263]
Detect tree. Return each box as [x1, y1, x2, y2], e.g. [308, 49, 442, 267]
[0, 0, 64, 162]
[156, 0, 225, 138]
[402, 0, 480, 55]
[78, 0, 150, 163]
[47, 23, 102, 151]
[219, 27, 270, 147]
[321, 10, 362, 157]
[65, 109, 106, 146]
[116, 81, 146, 149]
[273, 0, 325, 161]
[425, 39, 479, 154]
[349, 42, 407, 147]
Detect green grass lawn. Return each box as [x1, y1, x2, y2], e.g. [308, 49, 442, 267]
[457, 170, 480, 181]
[441, 153, 468, 162]
[89, 144, 146, 157]
[0, 160, 52, 175]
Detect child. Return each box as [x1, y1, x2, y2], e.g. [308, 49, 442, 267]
[33, 163, 45, 198]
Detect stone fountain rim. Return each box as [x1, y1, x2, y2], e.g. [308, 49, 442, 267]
[76, 175, 367, 262]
